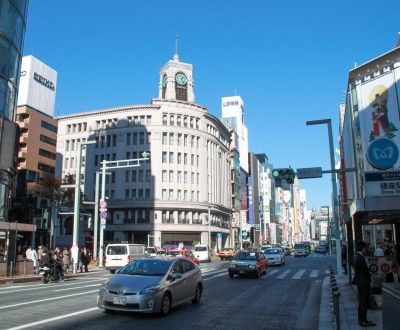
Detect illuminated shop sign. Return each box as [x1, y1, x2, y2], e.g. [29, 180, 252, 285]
[33, 72, 55, 91]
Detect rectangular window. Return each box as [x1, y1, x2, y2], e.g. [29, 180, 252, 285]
[184, 153, 187, 165]
[139, 133, 144, 144]
[191, 172, 194, 183]
[162, 189, 167, 200]
[177, 153, 182, 164]
[126, 170, 130, 182]
[184, 134, 188, 146]
[177, 190, 182, 200]
[145, 189, 150, 198]
[146, 170, 151, 182]
[126, 133, 131, 145]
[125, 189, 130, 199]
[41, 120, 57, 133]
[162, 170, 167, 182]
[132, 170, 137, 182]
[41, 134, 56, 146]
[113, 135, 117, 147]
[169, 171, 174, 182]
[191, 154, 194, 165]
[146, 133, 151, 144]
[65, 140, 70, 151]
[177, 171, 182, 183]
[162, 133, 167, 145]
[132, 133, 137, 145]
[162, 152, 167, 163]
[39, 148, 56, 160]
[169, 152, 174, 163]
[169, 189, 174, 200]
[139, 170, 144, 182]
[184, 171, 188, 183]
[169, 133, 174, 145]
[177, 133, 182, 146]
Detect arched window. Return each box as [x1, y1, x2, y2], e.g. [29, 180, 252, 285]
[163, 115, 168, 125]
[177, 116, 182, 126]
[170, 115, 175, 125]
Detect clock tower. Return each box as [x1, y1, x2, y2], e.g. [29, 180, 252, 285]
[158, 41, 195, 103]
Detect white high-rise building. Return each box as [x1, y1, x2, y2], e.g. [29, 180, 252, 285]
[55, 52, 232, 249]
[221, 96, 249, 173]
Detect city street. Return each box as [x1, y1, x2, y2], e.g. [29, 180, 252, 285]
[0, 254, 334, 330]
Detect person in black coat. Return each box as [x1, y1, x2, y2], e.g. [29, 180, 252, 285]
[80, 247, 88, 272]
[385, 264, 400, 283]
[353, 240, 376, 327]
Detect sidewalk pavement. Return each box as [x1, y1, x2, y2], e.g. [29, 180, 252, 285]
[0, 264, 105, 285]
[319, 275, 382, 330]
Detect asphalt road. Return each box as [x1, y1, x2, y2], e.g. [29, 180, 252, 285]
[0, 253, 335, 330]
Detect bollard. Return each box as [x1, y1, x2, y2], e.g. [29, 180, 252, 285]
[10, 261, 13, 277]
[24, 261, 26, 275]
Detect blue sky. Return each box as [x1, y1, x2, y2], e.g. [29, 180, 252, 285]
[22, 0, 400, 211]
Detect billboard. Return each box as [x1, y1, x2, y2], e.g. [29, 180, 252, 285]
[18, 56, 57, 116]
[357, 69, 400, 197]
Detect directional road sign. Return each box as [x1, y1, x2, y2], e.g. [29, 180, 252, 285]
[296, 167, 322, 179]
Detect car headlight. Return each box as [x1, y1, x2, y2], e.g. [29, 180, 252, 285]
[101, 283, 108, 291]
[228, 263, 235, 269]
[140, 284, 160, 295]
[248, 265, 256, 269]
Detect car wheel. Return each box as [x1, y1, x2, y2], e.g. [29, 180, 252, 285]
[160, 293, 171, 316]
[191, 284, 202, 304]
[41, 275, 49, 284]
[256, 269, 261, 278]
[229, 272, 234, 278]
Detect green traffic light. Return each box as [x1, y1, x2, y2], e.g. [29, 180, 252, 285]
[272, 170, 280, 177]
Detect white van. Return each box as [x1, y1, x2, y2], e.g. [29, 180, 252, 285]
[194, 245, 212, 263]
[105, 243, 147, 273]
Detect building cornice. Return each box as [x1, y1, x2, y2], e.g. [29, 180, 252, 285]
[55, 104, 161, 121]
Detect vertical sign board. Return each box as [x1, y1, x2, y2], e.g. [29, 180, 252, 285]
[365, 256, 393, 288]
[357, 68, 400, 197]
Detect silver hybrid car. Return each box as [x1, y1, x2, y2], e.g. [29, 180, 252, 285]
[97, 256, 203, 316]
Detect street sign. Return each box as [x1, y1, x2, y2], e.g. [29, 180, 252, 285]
[253, 224, 260, 230]
[217, 233, 222, 238]
[296, 167, 322, 179]
[100, 223, 106, 229]
[100, 218, 106, 225]
[99, 207, 107, 212]
[100, 200, 108, 208]
[100, 211, 107, 219]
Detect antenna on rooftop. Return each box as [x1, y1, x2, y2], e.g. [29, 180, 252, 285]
[174, 36, 179, 61]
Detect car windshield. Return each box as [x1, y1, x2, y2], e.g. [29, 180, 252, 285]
[265, 249, 280, 254]
[295, 244, 305, 249]
[195, 246, 207, 251]
[118, 260, 171, 276]
[235, 252, 258, 260]
[222, 248, 233, 252]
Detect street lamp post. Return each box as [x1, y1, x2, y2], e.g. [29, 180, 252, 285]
[306, 119, 342, 276]
[73, 140, 96, 274]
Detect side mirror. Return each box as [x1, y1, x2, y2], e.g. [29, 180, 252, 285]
[168, 272, 182, 281]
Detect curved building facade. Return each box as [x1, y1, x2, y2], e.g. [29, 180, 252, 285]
[56, 54, 232, 250]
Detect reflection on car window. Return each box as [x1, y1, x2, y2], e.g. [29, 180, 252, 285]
[172, 260, 184, 274]
[181, 259, 195, 272]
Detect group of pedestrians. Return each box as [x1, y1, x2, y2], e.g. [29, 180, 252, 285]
[17, 244, 90, 277]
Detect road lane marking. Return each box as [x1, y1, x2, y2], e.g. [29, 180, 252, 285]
[309, 270, 319, 277]
[276, 270, 291, 279]
[0, 290, 98, 310]
[266, 269, 279, 276]
[292, 270, 306, 279]
[53, 284, 101, 292]
[5, 307, 99, 330]
[0, 278, 105, 293]
[204, 272, 228, 281]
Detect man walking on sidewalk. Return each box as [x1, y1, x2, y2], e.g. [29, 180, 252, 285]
[354, 240, 376, 327]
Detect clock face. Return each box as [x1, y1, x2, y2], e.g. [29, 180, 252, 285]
[175, 73, 187, 85]
[162, 75, 167, 88]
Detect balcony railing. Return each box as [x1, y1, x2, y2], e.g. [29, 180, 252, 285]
[192, 219, 202, 224]
[178, 218, 189, 224]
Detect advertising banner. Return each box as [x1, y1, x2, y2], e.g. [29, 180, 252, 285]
[358, 71, 400, 196]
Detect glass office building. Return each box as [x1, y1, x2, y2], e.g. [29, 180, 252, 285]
[0, 0, 29, 221]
